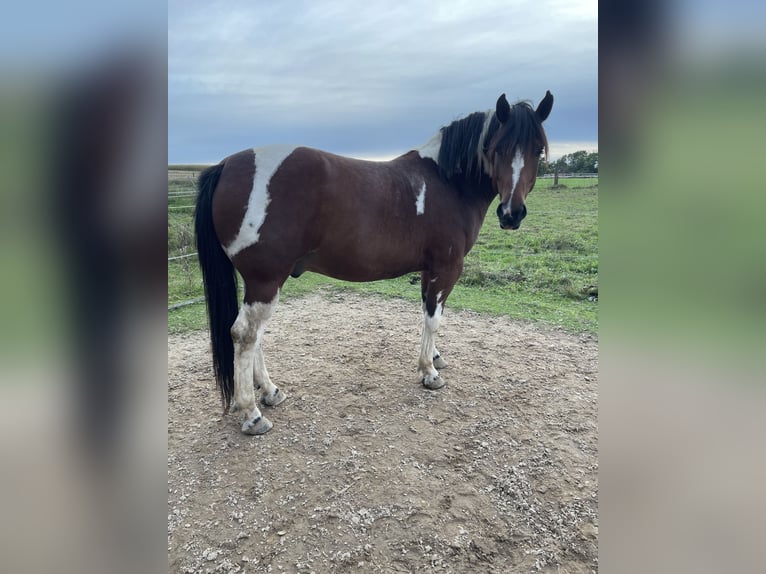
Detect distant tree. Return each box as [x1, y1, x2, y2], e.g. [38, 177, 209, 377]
[542, 150, 598, 174]
[568, 150, 587, 171]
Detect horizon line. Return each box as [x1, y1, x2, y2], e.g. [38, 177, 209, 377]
[169, 140, 598, 166]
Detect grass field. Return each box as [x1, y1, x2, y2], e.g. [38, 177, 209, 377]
[169, 169, 598, 334]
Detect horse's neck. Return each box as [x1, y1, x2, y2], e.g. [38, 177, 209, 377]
[413, 121, 497, 240]
[453, 177, 496, 251]
[457, 169, 498, 207]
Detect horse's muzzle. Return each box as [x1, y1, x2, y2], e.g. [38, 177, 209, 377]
[497, 203, 527, 230]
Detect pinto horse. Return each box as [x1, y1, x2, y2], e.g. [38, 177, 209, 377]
[195, 91, 553, 434]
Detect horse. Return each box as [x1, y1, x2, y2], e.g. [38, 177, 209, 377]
[195, 91, 553, 435]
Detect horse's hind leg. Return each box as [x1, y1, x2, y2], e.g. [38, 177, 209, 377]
[253, 298, 287, 408]
[231, 292, 280, 435]
[432, 352, 448, 370]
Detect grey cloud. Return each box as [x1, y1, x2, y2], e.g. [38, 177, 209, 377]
[169, 0, 596, 162]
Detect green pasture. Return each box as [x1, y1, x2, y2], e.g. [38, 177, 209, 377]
[169, 173, 598, 334]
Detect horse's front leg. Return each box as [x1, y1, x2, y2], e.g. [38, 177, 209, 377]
[418, 267, 460, 389]
[419, 271, 448, 370]
[418, 302, 444, 389]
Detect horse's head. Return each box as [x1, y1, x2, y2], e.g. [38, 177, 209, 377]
[486, 91, 553, 230]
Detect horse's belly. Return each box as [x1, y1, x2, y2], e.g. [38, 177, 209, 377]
[307, 245, 422, 282]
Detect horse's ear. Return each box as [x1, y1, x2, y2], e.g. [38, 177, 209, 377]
[496, 93, 511, 124]
[536, 90, 553, 122]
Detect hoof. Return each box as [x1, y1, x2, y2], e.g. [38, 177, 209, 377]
[261, 387, 287, 407]
[421, 375, 445, 390]
[433, 355, 448, 369]
[241, 416, 273, 435]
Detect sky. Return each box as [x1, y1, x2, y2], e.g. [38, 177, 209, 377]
[168, 0, 597, 164]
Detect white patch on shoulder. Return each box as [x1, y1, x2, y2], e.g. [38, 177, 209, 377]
[415, 181, 427, 215]
[417, 132, 442, 163]
[225, 145, 297, 257]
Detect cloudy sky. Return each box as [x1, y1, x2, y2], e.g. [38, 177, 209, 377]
[169, 0, 597, 164]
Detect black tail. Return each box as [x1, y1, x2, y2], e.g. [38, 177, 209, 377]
[195, 162, 237, 412]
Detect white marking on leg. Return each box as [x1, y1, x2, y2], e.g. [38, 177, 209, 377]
[432, 343, 447, 368]
[225, 145, 297, 257]
[419, 315, 438, 381]
[231, 306, 259, 423]
[232, 293, 279, 429]
[503, 147, 525, 216]
[419, 296, 445, 386]
[430, 294, 444, 364]
[249, 293, 279, 400]
[415, 181, 427, 215]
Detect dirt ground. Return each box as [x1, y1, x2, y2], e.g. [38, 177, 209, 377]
[168, 292, 598, 573]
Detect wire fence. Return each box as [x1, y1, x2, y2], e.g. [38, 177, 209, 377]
[168, 252, 198, 261]
[168, 251, 203, 311]
[539, 173, 598, 178]
[169, 297, 205, 311]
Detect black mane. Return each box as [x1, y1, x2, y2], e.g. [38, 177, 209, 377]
[436, 101, 548, 182]
[437, 111, 496, 181]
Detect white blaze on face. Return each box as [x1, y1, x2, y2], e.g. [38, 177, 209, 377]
[225, 145, 297, 257]
[511, 148, 525, 197]
[503, 147, 526, 216]
[415, 181, 427, 215]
